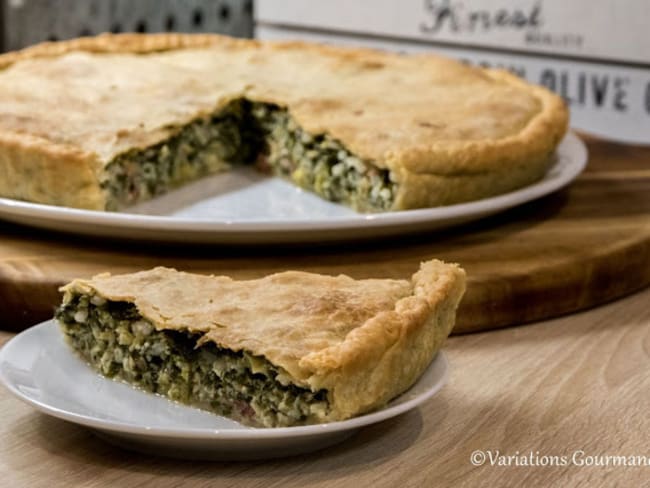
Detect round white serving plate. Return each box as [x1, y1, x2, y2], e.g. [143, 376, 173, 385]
[0, 320, 449, 460]
[0, 133, 586, 244]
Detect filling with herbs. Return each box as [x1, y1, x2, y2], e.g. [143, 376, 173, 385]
[251, 104, 396, 211]
[56, 293, 330, 427]
[101, 100, 396, 211]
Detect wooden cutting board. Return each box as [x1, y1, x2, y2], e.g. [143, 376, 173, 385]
[0, 135, 648, 333]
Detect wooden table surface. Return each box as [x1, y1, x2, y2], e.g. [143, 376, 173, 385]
[1, 286, 649, 487]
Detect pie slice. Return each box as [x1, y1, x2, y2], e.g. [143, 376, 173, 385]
[55, 260, 465, 427]
[0, 33, 568, 212]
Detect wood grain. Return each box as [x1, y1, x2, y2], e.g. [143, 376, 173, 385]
[1, 286, 649, 487]
[0, 135, 649, 333]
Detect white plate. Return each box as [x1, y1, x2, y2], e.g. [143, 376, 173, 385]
[0, 320, 449, 460]
[0, 132, 586, 244]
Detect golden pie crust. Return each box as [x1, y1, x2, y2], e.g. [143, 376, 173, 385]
[60, 260, 466, 421]
[0, 34, 568, 210]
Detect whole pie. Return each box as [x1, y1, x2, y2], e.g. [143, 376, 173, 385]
[55, 260, 466, 427]
[0, 34, 567, 212]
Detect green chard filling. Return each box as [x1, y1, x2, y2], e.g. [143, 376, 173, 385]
[55, 293, 330, 427]
[252, 104, 396, 211]
[102, 100, 255, 209]
[101, 100, 396, 211]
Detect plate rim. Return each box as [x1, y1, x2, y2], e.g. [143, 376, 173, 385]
[0, 319, 449, 440]
[0, 132, 587, 235]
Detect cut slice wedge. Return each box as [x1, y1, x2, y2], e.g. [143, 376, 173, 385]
[55, 260, 465, 427]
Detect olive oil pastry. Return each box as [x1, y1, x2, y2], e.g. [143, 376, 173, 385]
[56, 260, 466, 427]
[0, 34, 567, 212]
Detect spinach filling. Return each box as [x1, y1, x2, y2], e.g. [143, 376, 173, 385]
[56, 293, 330, 427]
[251, 104, 396, 211]
[102, 100, 255, 210]
[101, 100, 396, 211]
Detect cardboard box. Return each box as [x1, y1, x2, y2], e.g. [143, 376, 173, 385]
[256, 0, 650, 144]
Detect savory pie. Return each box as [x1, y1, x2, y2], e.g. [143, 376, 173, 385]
[0, 34, 567, 212]
[55, 260, 466, 427]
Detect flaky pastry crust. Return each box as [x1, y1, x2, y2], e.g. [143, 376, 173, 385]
[60, 260, 466, 421]
[0, 33, 568, 210]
